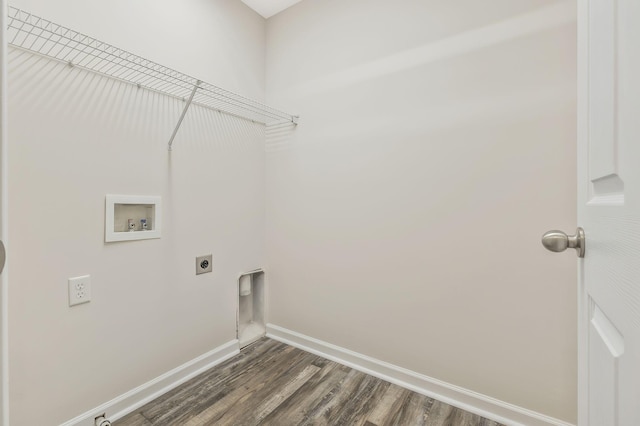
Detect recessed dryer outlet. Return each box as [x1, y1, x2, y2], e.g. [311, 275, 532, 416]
[237, 270, 265, 348]
[196, 255, 213, 275]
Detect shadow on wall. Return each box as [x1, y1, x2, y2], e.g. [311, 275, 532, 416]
[265, 121, 297, 152]
[281, 1, 575, 99]
[8, 48, 265, 152]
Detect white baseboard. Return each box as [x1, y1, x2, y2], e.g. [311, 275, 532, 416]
[60, 340, 240, 426]
[266, 324, 574, 426]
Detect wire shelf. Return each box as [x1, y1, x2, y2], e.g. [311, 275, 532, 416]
[6, 6, 298, 131]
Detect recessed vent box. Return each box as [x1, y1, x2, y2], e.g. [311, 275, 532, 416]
[237, 269, 265, 348]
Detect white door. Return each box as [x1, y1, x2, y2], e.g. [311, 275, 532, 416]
[577, 0, 640, 424]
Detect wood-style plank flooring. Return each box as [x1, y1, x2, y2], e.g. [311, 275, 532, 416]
[115, 338, 503, 426]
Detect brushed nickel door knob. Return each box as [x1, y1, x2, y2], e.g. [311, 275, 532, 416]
[542, 228, 585, 258]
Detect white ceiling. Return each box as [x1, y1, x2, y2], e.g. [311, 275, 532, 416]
[240, 0, 303, 19]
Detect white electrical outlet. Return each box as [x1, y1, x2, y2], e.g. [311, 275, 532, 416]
[68, 275, 91, 306]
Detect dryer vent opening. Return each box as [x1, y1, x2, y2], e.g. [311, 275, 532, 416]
[237, 270, 265, 348]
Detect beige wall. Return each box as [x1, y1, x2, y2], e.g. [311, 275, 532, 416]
[8, 0, 266, 424]
[265, 0, 578, 422]
[6, 0, 578, 423]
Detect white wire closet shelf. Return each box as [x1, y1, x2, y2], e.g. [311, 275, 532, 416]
[6, 6, 298, 147]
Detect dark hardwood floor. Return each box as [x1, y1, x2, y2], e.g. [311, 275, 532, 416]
[114, 338, 503, 426]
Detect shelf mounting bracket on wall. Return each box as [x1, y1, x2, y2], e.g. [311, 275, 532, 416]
[168, 80, 201, 151]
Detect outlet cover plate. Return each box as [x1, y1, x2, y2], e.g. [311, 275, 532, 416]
[196, 255, 212, 275]
[69, 275, 91, 306]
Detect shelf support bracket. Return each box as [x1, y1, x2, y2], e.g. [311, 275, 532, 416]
[168, 80, 201, 151]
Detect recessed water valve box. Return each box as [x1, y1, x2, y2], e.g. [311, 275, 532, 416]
[105, 195, 161, 242]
